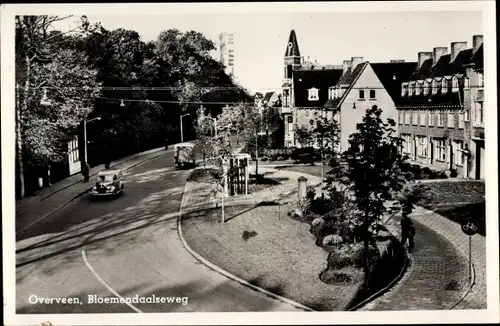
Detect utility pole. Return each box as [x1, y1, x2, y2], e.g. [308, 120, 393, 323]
[180, 113, 190, 143]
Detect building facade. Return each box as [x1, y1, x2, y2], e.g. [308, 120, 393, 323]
[396, 35, 484, 179]
[281, 30, 343, 147]
[219, 32, 235, 76]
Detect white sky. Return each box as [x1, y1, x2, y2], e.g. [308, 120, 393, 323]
[52, 11, 482, 94]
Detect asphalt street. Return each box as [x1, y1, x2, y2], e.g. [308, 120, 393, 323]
[16, 150, 300, 313]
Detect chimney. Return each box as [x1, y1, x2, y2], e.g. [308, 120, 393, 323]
[390, 59, 405, 63]
[418, 52, 433, 69]
[473, 35, 483, 54]
[342, 60, 351, 74]
[451, 41, 468, 62]
[351, 57, 363, 70]
[432, 47, 448, 66]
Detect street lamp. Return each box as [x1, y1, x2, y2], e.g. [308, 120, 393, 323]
[180, 113, 190, 143]
[83, 116, 101, 163]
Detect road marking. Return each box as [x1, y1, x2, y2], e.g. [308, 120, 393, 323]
[81, 249, 143, 313]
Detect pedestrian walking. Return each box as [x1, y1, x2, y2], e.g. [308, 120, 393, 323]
[165, 137, 169, 150]
[82, 160, 90, 182]
[401, 214, 415, 252]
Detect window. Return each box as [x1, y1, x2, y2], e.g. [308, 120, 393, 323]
[464, 109, 470, 122]
[432, 79, 439, 95]
[369, 90, 376, 99]
[408, 82, 414, 96]
[68, 138, 79, 163]
[420, 112, 426, 126]
[447, 112, 455, 128]
[458, 111, 465, 128]
[415, 82, 421, 95]
[405, 111, 411, 125]
[287, 116, 293, 124]
[464, 77, 470, 88]
[398, 111, 404, 124]
[402, 134, 412, 154]
[428, 112, 434, 126]
[476, 102, 484, 125]
[423, 80, 430, 95]
[416, 136, 427, 157]
[328, 88, 333, 100]
[453, 140, 464, 165]
[441, 78, 448, 94]
[436, 139, 447, 161]
[412, 111, 418, 125]
[401, 83, 408, 97]
[304, 110, 310, 117]
[478, 72, 484, 87]
[452, 76, 459, 93]
[359, 90, 365, 99]
[308, 88, 319, 101]
[437, 112, 445, 127]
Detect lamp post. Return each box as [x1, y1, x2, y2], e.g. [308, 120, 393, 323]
[83, 117, 101, 163]
[180, 113, 190, 143]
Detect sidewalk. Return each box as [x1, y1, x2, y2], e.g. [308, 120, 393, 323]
[16, 147, 170, 233]
[359, 208, 470, 311]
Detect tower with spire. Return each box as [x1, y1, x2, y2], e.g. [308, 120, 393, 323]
[284, 29, 302, 81]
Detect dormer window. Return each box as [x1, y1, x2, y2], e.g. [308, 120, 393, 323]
[401, 82, 408, 97]
[432, 79, 439, 95]
[334, 87, 339, 99]
[423, 79, 431, 95]
[408, 82, 415, 96]
[415, 81, 423, 95]
[308, 87, 319, 101]
[452, 76, 459, 93]
[442, 78, 449, 94]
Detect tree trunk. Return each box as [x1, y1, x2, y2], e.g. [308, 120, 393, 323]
[363, 215, 371, 293]
[16, 56, 31, 199]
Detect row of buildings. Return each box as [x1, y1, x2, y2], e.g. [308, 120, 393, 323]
[280, 30, 485, 180]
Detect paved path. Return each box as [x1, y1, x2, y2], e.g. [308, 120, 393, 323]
[360, 211, 469, 311]
[15, 150, 301, 313]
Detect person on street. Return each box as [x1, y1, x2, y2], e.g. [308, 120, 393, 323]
[165, 137, 169, 150]
[104, 156, 111, 169]
[401, 214, 415, 253]
[82, 160, 90, 182]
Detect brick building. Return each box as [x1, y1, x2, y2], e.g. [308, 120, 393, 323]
[397, 35, 484, 179]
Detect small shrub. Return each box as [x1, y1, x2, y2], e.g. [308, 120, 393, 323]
[438, 171, 449, 179]
[322, 234, 344, 247]
[311, 217, 325, 228]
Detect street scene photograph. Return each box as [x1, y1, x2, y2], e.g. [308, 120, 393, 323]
[2, 2, 499, 325]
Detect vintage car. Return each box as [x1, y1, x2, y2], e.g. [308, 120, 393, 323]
[174, 142, 196, 168]
[90, 169, 124, 197]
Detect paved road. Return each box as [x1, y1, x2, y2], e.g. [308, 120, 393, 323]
[16, 151, 300, 313]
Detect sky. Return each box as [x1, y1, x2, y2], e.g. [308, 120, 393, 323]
[52, 10, 483, 94]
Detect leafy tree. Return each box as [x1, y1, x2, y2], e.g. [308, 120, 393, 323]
[332, 105, 410, 291]
[295, 125, 314, 148]
[15, 15, 100, 198]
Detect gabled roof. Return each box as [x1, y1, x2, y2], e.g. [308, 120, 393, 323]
[470, 43, 484, 69]
[324, 62, 369, 108]
[263, 92, 275, 102]
[371, 62, 418, 105]
[284, 29, 301, 57]
[293, 68, 343, 108]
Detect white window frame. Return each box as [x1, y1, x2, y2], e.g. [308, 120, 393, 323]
[419, 112, 426, 126]
[476, 101, 484, 125]
[416, 136, 427, 157]
[452, 76, 459, 93]
[412, 111, 418, 125]
[308, 88, 319, 101]
[428, 112, 434, 126]
[447, 112, 455, 128]
[478, 72, 484, 87]
[432, 79, 439, 95]
[458, 111, 465, 129]
[415, 82, 421, 95]
[437, 112, 445, 127]
[453, 140, 464, 166]
[402, 134, 412, 154]
[464, 77, 470, 89]
[398, 111, 404, 124]
[441, 78, 448, 94]
[405, 111, 411, 125]
[423, 80, 430, 95]
[401, 82, 408, 97]
[408, 82, 415, 96]
[436, 139, 447, 161]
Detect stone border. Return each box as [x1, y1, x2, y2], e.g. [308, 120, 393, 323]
[177, 180, 315, 312]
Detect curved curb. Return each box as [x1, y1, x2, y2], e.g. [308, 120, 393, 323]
[176, 181, 315, 312]
[348, 236, 411, 311]
[16, 150, 169, 234]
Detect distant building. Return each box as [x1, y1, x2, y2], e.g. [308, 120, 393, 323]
[219, 32, 235, 76]
[397, 35, 484, 179]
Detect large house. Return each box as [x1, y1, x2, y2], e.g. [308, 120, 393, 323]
[397, 35, 484, 179]
[281, 30, 343, 147]
[324, 59, 417, 152]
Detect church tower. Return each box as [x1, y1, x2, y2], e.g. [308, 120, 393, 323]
[284, 29, 302, 80]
